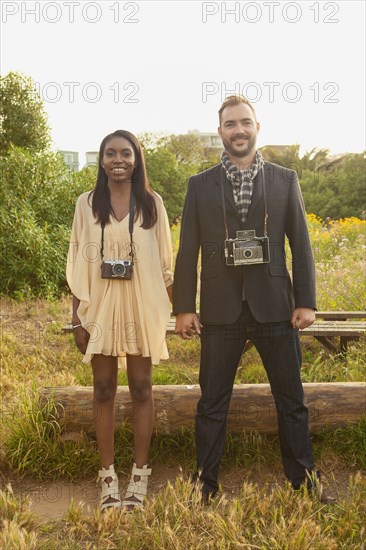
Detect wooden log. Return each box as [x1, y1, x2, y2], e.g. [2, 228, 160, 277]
[41, 383, 366, 436]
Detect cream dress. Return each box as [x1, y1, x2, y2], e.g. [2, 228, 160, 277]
[66, 191, 173, 365]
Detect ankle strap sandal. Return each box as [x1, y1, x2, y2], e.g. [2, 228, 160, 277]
[122, 463, 152, 509]
[98, 464, 121, 512]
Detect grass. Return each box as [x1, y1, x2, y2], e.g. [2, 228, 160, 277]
[1, 473, 365, 549]
[0, 294, 365, 547]
[0, 484, 39, 549]
[314, 416, 366, 470]
[3, 378, 365, 479]
[3, 387, 100, 479]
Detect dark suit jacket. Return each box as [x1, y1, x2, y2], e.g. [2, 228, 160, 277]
[172, 161, 316, 324]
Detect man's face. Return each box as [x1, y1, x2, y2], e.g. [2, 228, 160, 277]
[218, 103, 260, 160]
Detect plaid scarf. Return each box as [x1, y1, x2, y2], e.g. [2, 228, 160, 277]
[221, 150, 265, 224]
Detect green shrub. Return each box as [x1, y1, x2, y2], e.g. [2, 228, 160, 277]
[0, 147, 95, 298]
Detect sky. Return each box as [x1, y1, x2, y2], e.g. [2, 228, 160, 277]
[1, 0, 365, 166]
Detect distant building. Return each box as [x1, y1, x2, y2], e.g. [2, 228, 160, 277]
[85, 151, 99, 166]
[187, 130, 222, 150]
[58, 150, 79, 172]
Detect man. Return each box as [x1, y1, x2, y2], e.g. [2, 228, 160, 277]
[173, 95, 334, 503]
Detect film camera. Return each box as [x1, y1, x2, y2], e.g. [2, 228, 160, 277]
[224, 230, 270, 266]
[101, 260, 133, 280]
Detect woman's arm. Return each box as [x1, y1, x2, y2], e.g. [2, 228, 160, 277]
[71, 293, 90, 354]
[72, 294, 81, 324]
[154, 194, 174, 289]
[166, 284, 173, 304]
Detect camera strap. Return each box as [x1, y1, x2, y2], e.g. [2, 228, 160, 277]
[100, 191, 135, 264]
[220, 165, 268, 238]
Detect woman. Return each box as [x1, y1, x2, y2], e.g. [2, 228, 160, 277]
[66, 130, 173, 511]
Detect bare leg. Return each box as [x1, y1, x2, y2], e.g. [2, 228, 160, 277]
[124, 354, 153, 504]
[92, 354, 118, 505]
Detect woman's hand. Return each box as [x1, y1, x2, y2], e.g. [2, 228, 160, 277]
[175, 313, 202, 339]
[73, 326, 90, 354]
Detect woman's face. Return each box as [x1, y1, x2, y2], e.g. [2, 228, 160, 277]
[101, 136, 136, 185]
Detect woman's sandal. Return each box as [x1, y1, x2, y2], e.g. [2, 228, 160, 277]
[98, 464, 122, 512]
[122, 463, 152, 510]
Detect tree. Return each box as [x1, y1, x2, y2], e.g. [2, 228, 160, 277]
[300, 147, 330, 171]
[143, 145, 188, 224]
[260, 144, 329, 177]
[140, 133, 221, 224]
[163, 133, 220, 173]
[163, 133, 204, 166]
[0, 146, 95, 298]
[0, 71, 51, 155]
[300, 153, 366, 219]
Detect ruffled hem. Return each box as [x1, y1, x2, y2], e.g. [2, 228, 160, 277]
[82, 341, 169, 366]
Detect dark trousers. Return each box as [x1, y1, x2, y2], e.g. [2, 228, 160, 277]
[196, 302, 315, 495]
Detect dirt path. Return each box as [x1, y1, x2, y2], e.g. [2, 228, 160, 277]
[6, 465, 182, 519]
[3, 465, 352, 520]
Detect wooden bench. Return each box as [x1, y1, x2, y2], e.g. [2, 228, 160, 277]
[314, 311, 366, 321]
[62, 311, 365, 354]
[302, 311, 365, 353]
[164, 315, 365, 354]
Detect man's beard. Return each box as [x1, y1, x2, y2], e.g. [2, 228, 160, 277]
[222, 135, 257, 159]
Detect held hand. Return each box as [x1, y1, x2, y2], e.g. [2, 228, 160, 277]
[74, 326, 90, 354]
[175, 313, 203, 339]
[291, 308, 316, 330]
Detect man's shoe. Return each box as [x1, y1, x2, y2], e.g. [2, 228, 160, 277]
[294, 483, 337, 504]
[314, 484, 337, 504]
[188, 473, 217, 507]
[292, 472, 337, 505]
[201, 490, 217, 506]
[308, 473, 337, 504]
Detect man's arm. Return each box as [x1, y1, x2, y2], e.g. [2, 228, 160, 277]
[173, 177, 202, 338]
[285, 170, 317, 328]
[172, 177, 201, 314]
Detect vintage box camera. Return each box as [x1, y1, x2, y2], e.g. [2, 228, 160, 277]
[224, 230, 270, 266]
[101, 260, 133, 280]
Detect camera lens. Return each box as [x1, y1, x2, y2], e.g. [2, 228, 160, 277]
[112, 262, 126, 276]
[244, 249, 253, 258]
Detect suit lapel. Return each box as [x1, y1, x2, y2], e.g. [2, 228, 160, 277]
[214, 164, 243, 225]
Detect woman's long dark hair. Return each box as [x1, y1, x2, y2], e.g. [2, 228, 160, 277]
[89, 130, 157, 229]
